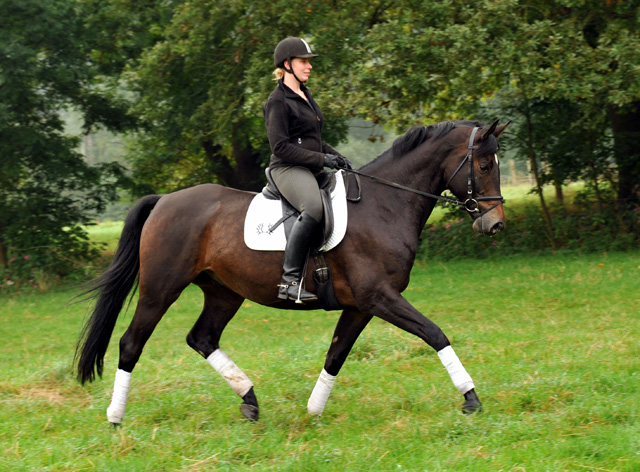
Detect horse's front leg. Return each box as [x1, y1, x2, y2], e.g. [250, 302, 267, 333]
[357, 287, 482, 414]
[308, 309, 373, 415]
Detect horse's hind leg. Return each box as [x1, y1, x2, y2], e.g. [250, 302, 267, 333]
[308, 309, 373, 416]
[186, 281, 258, 421]
[107, 284, 186, 424]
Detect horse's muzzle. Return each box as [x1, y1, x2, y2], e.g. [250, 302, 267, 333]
[472, 206, 505, 236]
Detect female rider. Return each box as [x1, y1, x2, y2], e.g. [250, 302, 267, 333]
[264, 37, 350, 303]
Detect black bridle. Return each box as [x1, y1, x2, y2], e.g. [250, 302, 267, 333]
[444, 126, 505, 215]
[344, 127, 505, 216]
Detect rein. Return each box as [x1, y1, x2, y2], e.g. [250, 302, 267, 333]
[344, 167, 467, 208]
[343, 127, 504, 216]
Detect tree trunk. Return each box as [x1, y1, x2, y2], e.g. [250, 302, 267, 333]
[0, 226, 7, 268]
[202, 140, 234, 186]
[609, 103, 640, 203]
[201, 137, 264, 192]
[529, 147, 557, 250]
[524, 106, 557, 249]
[508, 159, 518, 186]
[231, 136, 264, 192]
[554, 180, 564, 203]
[586, 156, 604, 213]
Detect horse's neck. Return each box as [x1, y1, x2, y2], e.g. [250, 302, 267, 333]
[367, 146, 442, 185]
[361, 149, 444, 229]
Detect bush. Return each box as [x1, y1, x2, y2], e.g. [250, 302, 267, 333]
[0, 225, 106, 293]
[419, 194, 640, 261]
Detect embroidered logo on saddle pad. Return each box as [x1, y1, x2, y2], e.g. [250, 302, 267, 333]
[244, 170, 348, 252]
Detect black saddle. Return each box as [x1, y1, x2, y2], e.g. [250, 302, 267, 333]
[262, 167, 336, 252]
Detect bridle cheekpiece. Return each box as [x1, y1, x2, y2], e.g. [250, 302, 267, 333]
[444, 127, 504, 216]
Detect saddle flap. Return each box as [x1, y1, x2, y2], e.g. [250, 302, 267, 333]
[319, 189, 334, 249]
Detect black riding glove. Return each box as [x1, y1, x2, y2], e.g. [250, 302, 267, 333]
[324, 154, 352, 170]
[324, 154, 341, 169]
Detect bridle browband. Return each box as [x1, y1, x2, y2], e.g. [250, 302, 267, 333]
[344, 127, 505, 216]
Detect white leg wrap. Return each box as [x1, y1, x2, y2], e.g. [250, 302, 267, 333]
[206, 349, 253, 397]
[438, 345, 475, 395]
[107, 369, 132, 424]
[307, 369, 336, 416]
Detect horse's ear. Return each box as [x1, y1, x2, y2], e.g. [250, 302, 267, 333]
[493, 120, 512, 139]
[480, 119, 499, 141]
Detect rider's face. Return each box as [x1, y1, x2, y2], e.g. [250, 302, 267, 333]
[287, 57, 313, 82]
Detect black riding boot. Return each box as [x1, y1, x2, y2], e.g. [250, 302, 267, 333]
[278, 212, 320, 303]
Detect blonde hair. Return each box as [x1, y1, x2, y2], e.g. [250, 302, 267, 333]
[272, 68, 285, 81]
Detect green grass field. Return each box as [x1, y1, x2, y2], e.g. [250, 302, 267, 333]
[1, 249, 638, 471]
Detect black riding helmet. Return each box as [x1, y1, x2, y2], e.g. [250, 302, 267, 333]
[274, 37, 318, 83]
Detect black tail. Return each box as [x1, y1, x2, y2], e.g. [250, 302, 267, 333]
[75, 195, 162, 385]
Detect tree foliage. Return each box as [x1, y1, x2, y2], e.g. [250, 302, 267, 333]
[102, 0, 639, 200]
[112, 0, 387, 193]
[0, 0, 131, 283]
[339, 0, 640, 201]
[2, 0, 639, 283]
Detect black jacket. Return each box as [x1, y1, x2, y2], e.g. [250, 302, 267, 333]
[264, 79, 342, 172]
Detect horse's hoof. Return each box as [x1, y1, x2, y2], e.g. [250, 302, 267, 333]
[462, 399, 482, 414]
[462, 389, 483, 415]
[240, 403, 259, 421]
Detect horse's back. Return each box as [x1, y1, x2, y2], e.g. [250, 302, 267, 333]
[147, 184, 252, 228]
[157, 183, 252, 209]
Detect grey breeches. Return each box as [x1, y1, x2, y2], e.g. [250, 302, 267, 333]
[269, 166, 323, 223]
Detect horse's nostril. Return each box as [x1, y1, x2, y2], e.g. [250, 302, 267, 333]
[492, 221, 504, 233]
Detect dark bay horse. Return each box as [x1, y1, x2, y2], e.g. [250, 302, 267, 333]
[76, 119, 510, 424]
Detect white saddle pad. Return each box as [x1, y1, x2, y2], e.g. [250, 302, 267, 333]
[244, 170, 348, 252]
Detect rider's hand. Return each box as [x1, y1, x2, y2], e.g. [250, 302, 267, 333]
[340, 156, 353, 170]
[324, 154, 352, 170]
[324, 154, 341, 169]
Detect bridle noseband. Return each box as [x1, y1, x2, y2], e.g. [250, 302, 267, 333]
[444, 127, 505, 215]
[344, 127, 504, 216]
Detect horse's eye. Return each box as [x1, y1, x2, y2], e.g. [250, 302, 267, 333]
[480, 164, 490, 173]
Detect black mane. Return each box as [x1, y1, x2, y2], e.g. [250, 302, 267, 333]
[390, 121, 459, 158]
[363, 120, 497, 169]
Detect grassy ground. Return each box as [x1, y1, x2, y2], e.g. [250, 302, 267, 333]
[1, 250, 638, 471]
[86, 220, 124, 254]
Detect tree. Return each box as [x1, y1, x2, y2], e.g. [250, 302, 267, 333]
[340, 0, 640, 202]
[123, 0, 276, 192]
[79, 0, 640, 203]
[0, 0, 131, 280]
[97, 0, 397, 194]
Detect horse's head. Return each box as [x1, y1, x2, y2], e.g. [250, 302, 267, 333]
[444, 119, 511, 236]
